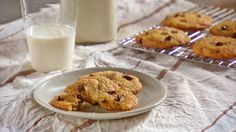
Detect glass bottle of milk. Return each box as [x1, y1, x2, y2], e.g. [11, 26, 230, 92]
[76, 0, 117, 44]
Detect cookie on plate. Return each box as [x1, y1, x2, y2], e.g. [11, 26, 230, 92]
[192, 36, 236, 59]
[162, 12, 214, 30]
[135, 27, 190, 49]
[50, 94, 82, 111]
[81, 71, 142, 95]
[209, 20, 236, 38]
[65, 76, 138, 111]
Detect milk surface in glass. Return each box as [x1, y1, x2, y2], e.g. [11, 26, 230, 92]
[26, 24, 75, 72]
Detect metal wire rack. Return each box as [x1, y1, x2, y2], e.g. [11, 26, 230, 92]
[117, 6, 236, 69]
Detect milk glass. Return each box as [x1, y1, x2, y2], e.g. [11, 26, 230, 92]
[20, 0, 77, 72]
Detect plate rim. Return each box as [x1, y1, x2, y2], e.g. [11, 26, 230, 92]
[33, 67, 167, 120]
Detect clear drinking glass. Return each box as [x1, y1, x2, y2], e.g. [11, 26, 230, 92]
[20, 0, 77, 72]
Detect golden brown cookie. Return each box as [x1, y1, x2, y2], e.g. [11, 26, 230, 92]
[192, 36, 236, 59]
[65, 76, 120, 104]
[82, 71, 142, 95]
[50, 94, 82, 111]
[162, 12, 214, 30]
[209, 20, 236, 38]
[65, 76, 138, 111]
[135, 27, 190, 49]
[98, 89, 138, 111]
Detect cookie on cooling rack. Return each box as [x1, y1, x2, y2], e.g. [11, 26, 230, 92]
[162, 12, 214, 30]
[209, 20, 236, 38]
[135, 27, 190, 49]
[192, 36, 236, 59]
[65, 76, 138, 111]
[50, 94, 82, 111]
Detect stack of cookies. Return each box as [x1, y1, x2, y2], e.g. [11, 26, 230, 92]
[135, 11, 236, 59]
[50, 71, 142, 111]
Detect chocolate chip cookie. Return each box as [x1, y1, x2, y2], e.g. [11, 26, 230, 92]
[50, 94, 82, 111]
[192, 36, 236, 59]
[66, 76, 138, 111]
[209, 20, 236, 38]
[162, 12, 214, 30]
[136, 27, 190, 49]
[82, 71, 142, 95]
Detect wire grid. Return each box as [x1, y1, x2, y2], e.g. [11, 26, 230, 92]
[118, 6, 236, 69]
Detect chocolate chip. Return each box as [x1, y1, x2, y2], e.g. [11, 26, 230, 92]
[171, 30, 178, 33]
[101, 99, 107, 103]
[108, 91, 116, 95]
[137, 38, 143, 44]
[77, 95, 83, 99]
[115, 94, 123, 102]
[164, 36, 172, 41]
[196, 14, 202, 18]
[161, 32, 168, 35]
[232, 33, 236, 38]
[174, 13, 184, 17]
[174, 13, 180, 17]
[91, 102, 98, 105]
[76, 105, 80, 110]
[123, 75, 133, 81]
[57, 96, 64, 101]
[139, 38, 143, 43]
[215, 42, 224, 46]
[89, 74, 93, 76]
[221, 25, 228, 30]
[78, 99, 83, 104]
[180, 19, 187, 23]
[145, 32, 149, 35]
[77, 86, 85, 92]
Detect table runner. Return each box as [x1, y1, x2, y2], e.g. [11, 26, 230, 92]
[1, 0, 236, 131]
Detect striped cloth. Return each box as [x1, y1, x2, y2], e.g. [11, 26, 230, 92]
[0, 0, 236, 131]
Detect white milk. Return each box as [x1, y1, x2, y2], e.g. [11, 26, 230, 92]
[26, 24, 75, 72]
[76, 0, 117, 43]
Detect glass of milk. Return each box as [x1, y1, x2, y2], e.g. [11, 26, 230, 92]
[20, 0, 77, 72]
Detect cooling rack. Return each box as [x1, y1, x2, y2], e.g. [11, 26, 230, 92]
[118, 6, 236, 68]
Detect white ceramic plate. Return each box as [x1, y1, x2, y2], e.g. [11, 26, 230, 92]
[33, 67, 167, 120]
